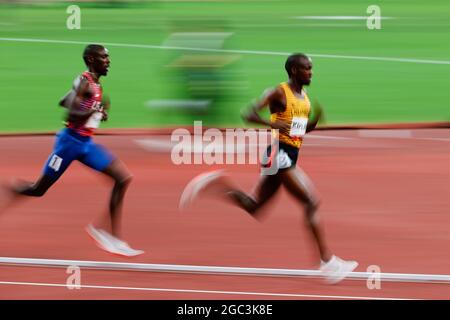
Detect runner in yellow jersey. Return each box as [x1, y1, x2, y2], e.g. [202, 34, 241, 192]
[180, 53, 357, 284]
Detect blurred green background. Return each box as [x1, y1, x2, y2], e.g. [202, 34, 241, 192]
[1, 0, 449, 133]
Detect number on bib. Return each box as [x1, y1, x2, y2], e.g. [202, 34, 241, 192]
[85, 111, 103, 129]
[48, 154, 63, 172]
[290, 117, 308, 137]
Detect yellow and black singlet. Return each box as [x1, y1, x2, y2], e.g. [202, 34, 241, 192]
[270, 82, 311, 149]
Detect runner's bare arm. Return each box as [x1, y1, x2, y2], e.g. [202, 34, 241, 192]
[242, 87, 289, 130]
[101, 94, 110, 121]
[306, 101, 324, 133]
[59, 76, 82, 108]
[64, 78, 97, 122]
[58, 90, 75, 108]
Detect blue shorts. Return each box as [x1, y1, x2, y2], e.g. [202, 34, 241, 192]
[42, 128, 115, 181]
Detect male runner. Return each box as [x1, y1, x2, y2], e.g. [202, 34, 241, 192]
[4, 44, 143, 257]
[180, 53, 357, 284]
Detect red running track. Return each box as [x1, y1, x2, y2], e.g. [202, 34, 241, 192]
[0, 129, 449, 299]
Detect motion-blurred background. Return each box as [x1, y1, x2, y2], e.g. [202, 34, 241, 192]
[1, 0, 449, 132]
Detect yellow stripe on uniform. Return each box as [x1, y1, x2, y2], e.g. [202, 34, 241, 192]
[270, 82, 311, 149]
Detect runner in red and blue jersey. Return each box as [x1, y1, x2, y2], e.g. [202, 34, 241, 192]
[5, 44, 143, 257]
[65, 70, 105, 136]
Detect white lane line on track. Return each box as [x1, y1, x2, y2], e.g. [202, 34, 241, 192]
[307, 134, 356, 140]
[418, 137, 450, 142]
[134, 138, 350, 153]
[0, 281, 416, 300]
[1, 37, 450, 65]
[135, 138, 173, 152]
[1, 257, 450, 284]
[358, 129, 412, 138]
[133, 132, 450, 153]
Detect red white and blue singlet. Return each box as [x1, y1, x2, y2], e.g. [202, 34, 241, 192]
[66, 71, 104, 136]
[42, 71, 114, 180]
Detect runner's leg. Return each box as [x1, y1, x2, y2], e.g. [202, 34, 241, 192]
[101, 159, 133, 237]
[9, 130, 76, 199]
[280, 167, 332, 262]
[80, 142, 132, 237]
[226, 174, 282, 220]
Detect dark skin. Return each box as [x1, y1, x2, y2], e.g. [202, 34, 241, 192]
[243, 57, 322, 133]
[220, 56, 331, 262]
[3, 47, 132, 237]
[59, 48, 111, 123]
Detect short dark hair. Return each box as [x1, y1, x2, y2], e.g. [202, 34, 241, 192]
[285, 53, 309, 77]
[83, 44, 104, 65]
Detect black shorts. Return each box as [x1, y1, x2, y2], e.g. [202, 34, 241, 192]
[261, 141, 299, 175]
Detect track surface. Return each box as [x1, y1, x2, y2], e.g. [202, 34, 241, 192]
[0, 129, 449, 299]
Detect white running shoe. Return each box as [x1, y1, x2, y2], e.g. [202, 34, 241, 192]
[179, 169, 226, 210]
[86, 224, 144, 257]
[99, 230, 145, 257]
[86, 224, 119, 255]
[320, 255, 359, 284]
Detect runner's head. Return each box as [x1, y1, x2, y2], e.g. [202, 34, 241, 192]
[285, 53, 312, 85]
[83, 44, 110, 76]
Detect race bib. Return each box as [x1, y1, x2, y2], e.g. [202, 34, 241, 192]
[85, 111, 103, 129]
[289, 117, 308, 137]
[85, 101, 103, 129]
